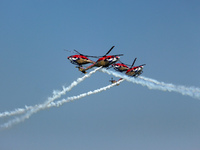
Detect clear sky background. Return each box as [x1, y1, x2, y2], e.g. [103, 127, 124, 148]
[0, 0, 200, 150]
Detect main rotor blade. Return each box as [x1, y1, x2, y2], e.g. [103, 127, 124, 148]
[104, 46, 115, 56]
[74, 49, 82, 55]
[131, 58, 137, 68]
[74, 50, 99, 58]
[73, 46, 121, 58]
[84, 55, 99, 58]
[113, 54, 123, 56]
[118, 60, 131, 66]
[64, 49, 76, 54]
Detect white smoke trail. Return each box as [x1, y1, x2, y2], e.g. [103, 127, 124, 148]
[49, 79, 124, 107]
[0, 106, 33, 118]
[139, 76, 200, 93]
[1, 79, 124, 129]
[100, 69, 200, 100]
[0, 67, 102, 118]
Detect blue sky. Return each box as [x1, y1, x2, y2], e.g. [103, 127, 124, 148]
[0, 0, 200, 150]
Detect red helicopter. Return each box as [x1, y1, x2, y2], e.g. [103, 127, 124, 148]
[108, 59, 132, 72]
[78, 46, 123, 73]
[67, 49, 96, 67]
[110, 58, 146, 83]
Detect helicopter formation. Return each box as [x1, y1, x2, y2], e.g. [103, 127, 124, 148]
[67, 46, 146, 83]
